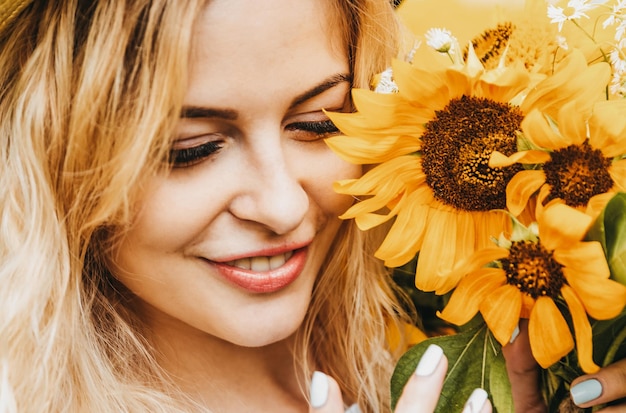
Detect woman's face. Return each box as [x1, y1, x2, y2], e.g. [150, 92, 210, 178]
[110, 0, 359, 347]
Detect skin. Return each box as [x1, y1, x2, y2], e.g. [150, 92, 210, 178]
[571, 359, 626, 412]
[505, 321, 626, 413]
[111, 0, 358, 410]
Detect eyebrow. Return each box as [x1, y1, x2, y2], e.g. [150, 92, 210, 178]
[289, 73, 352, 108]
[180, 107, 238, 120]
[180, 73, 352, 120]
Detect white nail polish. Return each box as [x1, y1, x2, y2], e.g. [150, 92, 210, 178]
[571, 379, 603, 406]
[510, 324, 520, 343]
[462, 388, 488, 413]
[310, 371, 329, 408]
[415, 344, 444, 377]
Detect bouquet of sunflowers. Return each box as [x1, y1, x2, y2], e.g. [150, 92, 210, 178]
[326, 0, 626, 411]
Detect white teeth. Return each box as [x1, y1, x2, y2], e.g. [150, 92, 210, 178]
[232, 258, 250, 269]
[227, 251, 293, 271]
[250, 256, 270, 272]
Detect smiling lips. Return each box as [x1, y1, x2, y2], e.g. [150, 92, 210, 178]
[212, 249, 307, 293]
[224, 251, 294, 272]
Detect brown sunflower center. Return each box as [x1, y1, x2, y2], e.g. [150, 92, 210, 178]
[421, 95, 524, 211]
[543, 141, 614, 207]
[464, 23, 514, 68]
[501, 240, 565, 299]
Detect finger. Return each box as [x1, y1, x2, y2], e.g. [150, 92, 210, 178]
[394, 344, 447, 413]
[594, 404, 626, 413]
[309, 371, 345, 413]
[460, 388, 493, 413]
[570, 357, 626, 408]
[502, 320, 547, 412]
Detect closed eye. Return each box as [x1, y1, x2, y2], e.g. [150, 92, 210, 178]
[169, 140, 223, 167]
[285, 119, 340, 139]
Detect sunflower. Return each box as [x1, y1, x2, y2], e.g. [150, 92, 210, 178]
[490, 98, 626, 219]
[326, 49, 610, 294]
[465, 0, 561, 73]
[437, 197, 626, 373]
[397, 0, 561, 73]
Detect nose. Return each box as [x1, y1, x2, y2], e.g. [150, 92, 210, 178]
[229, 146, 309, 235]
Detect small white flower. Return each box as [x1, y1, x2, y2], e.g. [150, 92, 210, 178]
[374, 67, 398, 94]
[404, 39, 422, 63]
[425, 28, 457, 54]
[556, 34, 570, 50]
[548, 5, 568, 31]
[610, 47, 626, 73]
[548, 0, 609, 31]
[616, 20, 626, 41]
[609, 71, 626, 97]
[603, 1, 626, 41]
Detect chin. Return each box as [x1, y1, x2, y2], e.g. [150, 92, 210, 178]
[227, 313, 306, 348]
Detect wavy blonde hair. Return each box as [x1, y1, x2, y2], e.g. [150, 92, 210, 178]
[0, 0, 413, 412]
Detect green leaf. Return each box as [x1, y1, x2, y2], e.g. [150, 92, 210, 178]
[592, 308, 626, 367]
[390, 321, 513, 412]
[585, 192, 626, 285]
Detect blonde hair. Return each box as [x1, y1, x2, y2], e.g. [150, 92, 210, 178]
[0, 0, 412, 412]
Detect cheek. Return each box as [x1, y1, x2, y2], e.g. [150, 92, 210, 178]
[304, 154, 362, 216]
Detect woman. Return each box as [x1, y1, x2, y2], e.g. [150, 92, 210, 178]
[0, 0, 493, 411]
[0, 0, 617, 412]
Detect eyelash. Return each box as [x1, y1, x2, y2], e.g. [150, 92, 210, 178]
[286, 119, 340, 136]
[169, 141, 223, 167]
[169, 120, 340, 167]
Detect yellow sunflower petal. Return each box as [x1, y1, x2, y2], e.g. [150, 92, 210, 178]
[528, 296, 574, 369]
[475, 68, 531, 103]
[561, 285, 599, 374]
[334, 155, 423, 197]
[506, 170, 546, 217]
[589, 100, 626, 158]
[414, 209, 481, 294]
[563, 266, 626, 320]
[392, 59, 453, 109]
[447, 68, 480, 99]
[480, 284, 523, 346]
[327, 108, 426, 140]
[586, 192, 616, 218]
[438, 268, 507, 326]
[609, 160, 626, 192]
[421, 245, 509, 294]
[537, 203, 592, 250]
[520, 293, 535, 319]
[473, 211, 512, 249]
[555, 241, 610, 280]
[325, 134, 421, 164]
[375, 191, 430, 267]
[521, 109, 567, 150]
[489, 150, 551, 168]
[557, 100, 588, 146]
[521, 50, 610, 119]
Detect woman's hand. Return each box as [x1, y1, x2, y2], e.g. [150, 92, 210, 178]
[569, 358, 626, 411]
[504, 319, 626, 412]
[309, 344, 492, 413]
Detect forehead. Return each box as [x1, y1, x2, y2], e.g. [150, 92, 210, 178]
[185, 0, 348, 109]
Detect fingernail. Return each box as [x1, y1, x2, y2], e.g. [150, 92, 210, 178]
[310, 371, 329, 408]
[510, 324, 520, 343]
[344, 403, 362, 413]
[462, 388, 488, 413]
[571, 379, 602, 406]
[415, 344, 444, 377]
